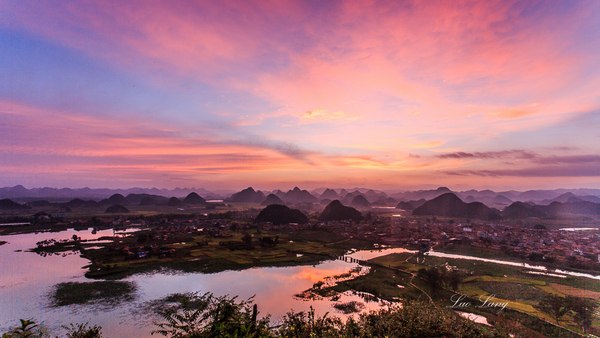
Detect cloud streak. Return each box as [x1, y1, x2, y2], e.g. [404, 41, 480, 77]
[1, 1, 600, 189]
[435, 150, 537, 160]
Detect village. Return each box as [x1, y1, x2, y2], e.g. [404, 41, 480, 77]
[13, 203, 598, 277]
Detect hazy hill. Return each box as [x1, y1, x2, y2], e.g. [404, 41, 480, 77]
[372, 196, 397, 207]
[341, 190, 365, 205]
[108, 194, 129, 205]
[540, 192, 600, 205]
[502, 202, 547, 219]
[167, 197, 183, 207]
[319, 200, 362, 221]
[140, 196, 160, 206]
[0, 199, 30, 210]
[319, 188, 339, 200]
[183, 192, 206, 204]
[412, 193, 500, 220]
[282, 187, 318, 204]
[350, 195, 371, 208]
[320, 198, 332, 205]
[105, 204, 130, 213]
[67, 198, 98, 208]
[254, 204, 308, 225]
[395, 201, 415, 211]
[392, 187, 452, 202]
[363, 189, 388, 202]
[0, 185, 216, 200]
[260, 194, 285, 206]
[502, 200, 600, 219]
[493, 195, 513, 205]
[273, 189, 286, 199]
[5, 184, 600, 209]
[228, 187, 265, 203]
[516, 190, 565, 202]
[546, 201, 600, 217]
[125, 193, 169, 205]
[410, 199, 427, 209]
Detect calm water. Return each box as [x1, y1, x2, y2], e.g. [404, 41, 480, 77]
[4, 229, 598, 337]
[0, 229, 403, 337]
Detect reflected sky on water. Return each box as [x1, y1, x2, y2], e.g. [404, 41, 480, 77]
[0, 229, 386, 337]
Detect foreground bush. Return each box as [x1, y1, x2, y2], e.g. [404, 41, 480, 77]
[2, 320, 101, 338]
[4, 295, 516, 338]
[153, 293, 509, 338]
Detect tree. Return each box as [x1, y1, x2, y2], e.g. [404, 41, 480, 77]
[537, 294, 568, 324]
[446, 269, 463, 292]
[62, 323, 104, 338]
[241, 234, 253, 246]
[277, 307, 342, 338]
[567, 296, 598, 333]
[152, 292, 270, 338]
[417, 267, 445, 294]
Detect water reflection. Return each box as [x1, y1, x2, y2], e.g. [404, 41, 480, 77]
[8, 228, 597, 337]
[0, 229, 389, 337]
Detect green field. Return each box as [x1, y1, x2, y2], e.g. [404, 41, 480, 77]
[347, 251, 600, 337]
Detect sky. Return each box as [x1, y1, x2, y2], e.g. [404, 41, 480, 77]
[1, 0, 600, 192]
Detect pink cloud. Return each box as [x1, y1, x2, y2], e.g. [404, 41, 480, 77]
[2, 1, 600, 190]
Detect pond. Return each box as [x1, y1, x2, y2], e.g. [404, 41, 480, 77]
[0, 229, 393, 337]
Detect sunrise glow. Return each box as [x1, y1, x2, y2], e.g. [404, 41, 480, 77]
[1, 1, 599, 190]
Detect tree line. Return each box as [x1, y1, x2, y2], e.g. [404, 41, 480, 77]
[3, 291, 519, 338]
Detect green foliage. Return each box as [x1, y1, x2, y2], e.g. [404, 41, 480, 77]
[352, 300, 502, 338]
[152, 292, 271, 338]
[241, 234, 252, 246]
[536, 294, 568, 324]
[4, 295, 521, 338]
[152, 293, 511, 338]
[62, 323, 104, 338]
[276, 307, 343, 338]
[447, 269, 463, 292]
[2, 319, 50, 338]
[566, 296, 598, 333]
[2, 320, 104, 338]
[417, 266, 445, 294]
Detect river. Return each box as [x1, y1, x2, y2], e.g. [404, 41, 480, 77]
[2, 229, 599, 337]
[0, 229, 404, 337]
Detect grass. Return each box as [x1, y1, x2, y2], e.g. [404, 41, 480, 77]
[50, 281, 136, 307]
[464, 276, 546, 285]
[351, 248, 600, 337]
[548, 282, 600, 300]
[478, 282, 549, 302]
[79, 227, 375, 279]
[332, 265, 424, 302]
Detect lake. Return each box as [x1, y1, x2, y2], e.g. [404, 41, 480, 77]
[0, 229, 406, 337]
[3, 229, 598, 337]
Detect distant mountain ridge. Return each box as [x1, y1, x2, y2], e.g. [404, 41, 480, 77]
[254, 204, 309, 225]
[3, 185, 600, 207]
[0, 185, 219, 200]
[412, 193, 501, 220]
[319, 200, 363, 221]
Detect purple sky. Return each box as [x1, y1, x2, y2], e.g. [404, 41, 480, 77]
[1, 1, 600, 191]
